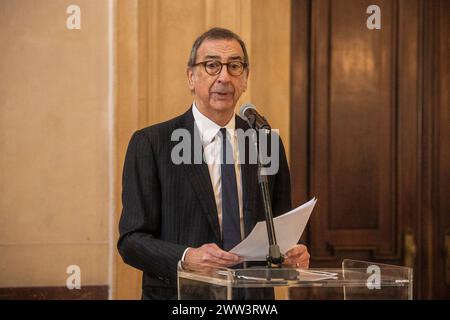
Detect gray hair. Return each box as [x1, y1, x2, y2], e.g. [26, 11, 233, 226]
[187, 27, 250, 69]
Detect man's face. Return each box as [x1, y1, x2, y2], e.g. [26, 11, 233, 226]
[187, 39, 248, 120]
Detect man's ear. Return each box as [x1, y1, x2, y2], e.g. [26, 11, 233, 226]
[187, 68, 195, 91]
[242, 70, 249, 92]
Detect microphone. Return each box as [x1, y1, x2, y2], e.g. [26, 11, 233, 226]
[239, 103, 271, 130]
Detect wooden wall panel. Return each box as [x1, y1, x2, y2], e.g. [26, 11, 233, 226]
[327, 0, 393, 231]
[290, 0, 310, 211]
[425, 0, 450, 299]
[309, 0, 405, 261]
[438, 0, 450, 298]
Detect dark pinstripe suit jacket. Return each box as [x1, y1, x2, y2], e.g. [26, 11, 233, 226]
[117, 107, 292, 299]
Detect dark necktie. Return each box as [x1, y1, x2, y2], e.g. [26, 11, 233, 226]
[220, 128, 241, 251]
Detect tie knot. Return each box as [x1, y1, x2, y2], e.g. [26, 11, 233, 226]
[220, 127, 227, 140]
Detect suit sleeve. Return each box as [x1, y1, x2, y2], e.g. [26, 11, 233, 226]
[117, 130, 187, 282]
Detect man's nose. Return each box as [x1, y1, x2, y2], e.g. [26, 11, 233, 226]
[216, 65, 231, 83]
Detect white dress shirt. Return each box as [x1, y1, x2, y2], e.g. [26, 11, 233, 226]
[181, 103, 244, 261]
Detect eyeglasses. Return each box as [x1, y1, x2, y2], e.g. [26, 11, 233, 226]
[193, 60, 248, 76]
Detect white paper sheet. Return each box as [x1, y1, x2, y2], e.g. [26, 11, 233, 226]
[230, 198, 317, 261]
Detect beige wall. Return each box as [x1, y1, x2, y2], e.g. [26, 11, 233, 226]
[116, 0, 291, 299]
[0, 0, 112, 288]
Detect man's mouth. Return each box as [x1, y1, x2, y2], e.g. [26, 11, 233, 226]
[211, 91, 233, 97]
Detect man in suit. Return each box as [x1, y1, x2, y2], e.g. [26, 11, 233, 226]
[118, 27, 310, 300]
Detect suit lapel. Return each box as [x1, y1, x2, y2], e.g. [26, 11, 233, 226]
[179, 109, 221, 242]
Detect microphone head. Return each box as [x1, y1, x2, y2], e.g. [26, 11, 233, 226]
[239, 103, 256, 121]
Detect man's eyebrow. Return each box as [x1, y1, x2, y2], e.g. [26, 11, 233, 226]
[203, 55, 221, 60]
[202, 55, 244, 61]
[227, 55, 244, 61]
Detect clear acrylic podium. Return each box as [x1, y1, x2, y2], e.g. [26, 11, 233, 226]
[177, 259, 413, 300]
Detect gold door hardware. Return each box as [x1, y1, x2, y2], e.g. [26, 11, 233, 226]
[404, 233, 417, 269]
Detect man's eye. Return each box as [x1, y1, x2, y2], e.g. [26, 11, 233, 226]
[229, 63, 241, 70]
[206, 61, 220, 69]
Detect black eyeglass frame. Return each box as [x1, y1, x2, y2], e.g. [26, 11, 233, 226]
[192, 60, 248, 76]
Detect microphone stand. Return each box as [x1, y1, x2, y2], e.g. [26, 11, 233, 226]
[243, 112, 299, 281]
[254, 126, 284, 268]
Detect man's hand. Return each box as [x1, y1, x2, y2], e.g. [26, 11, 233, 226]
[184, 243, 243, 268]
[283, 244, 310, 269]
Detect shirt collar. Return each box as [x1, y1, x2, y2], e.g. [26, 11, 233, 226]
[192, 102, 235, 145]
